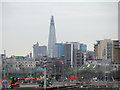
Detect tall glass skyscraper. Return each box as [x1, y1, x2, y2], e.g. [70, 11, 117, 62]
[56, 43, 64, 57]
[48, 16, 57, 58]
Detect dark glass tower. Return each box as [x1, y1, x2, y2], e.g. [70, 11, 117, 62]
[48, 16, 57, 57]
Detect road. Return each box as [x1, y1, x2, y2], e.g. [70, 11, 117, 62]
[19, 82, 76, 87]
[1, 81, 120, 90]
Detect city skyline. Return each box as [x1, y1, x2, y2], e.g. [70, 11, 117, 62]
[1, 2, 118, 56]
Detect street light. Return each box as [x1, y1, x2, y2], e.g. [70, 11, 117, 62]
[43, 56, 47, 90]
[62, 62, 64, 82]
[54, 65, 56, 80]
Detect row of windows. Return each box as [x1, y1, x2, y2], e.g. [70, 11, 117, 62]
[16, 65, 36, 67]
[18, 68, 34, 70]
[17, 62, 35, 64]
[112, 62, 120, 64]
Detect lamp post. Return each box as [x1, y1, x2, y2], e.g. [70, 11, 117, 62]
[43, 56, 47, 90]
[62, 62, 64, 81]
[54, 65, 56, 80]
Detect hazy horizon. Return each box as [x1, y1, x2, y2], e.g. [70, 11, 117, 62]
[1, 2, 118, 56]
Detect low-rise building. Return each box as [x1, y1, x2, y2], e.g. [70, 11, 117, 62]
[2, 56, 36, 77]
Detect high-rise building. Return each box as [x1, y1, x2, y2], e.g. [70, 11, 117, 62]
[112, 40, 120, 62]
[48, 16, 57, 58]
[94, 39, 120, 62]
[33, 42, 40, 59]
[71, 42, 80, 67]
[39, 46, 47, 57]
[94, 39, 112, 60]
[64, 43, 73, 67]
[64, 42, 86, 68]
[33, 42, 47, 59]
[56, 43, 64, 57]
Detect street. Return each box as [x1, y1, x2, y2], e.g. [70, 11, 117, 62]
[1, 81, 120, 90]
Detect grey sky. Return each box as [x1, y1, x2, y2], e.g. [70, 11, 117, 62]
[1, 2, 118, 56]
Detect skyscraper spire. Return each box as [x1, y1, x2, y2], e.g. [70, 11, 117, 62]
[48, 16, 57, 57]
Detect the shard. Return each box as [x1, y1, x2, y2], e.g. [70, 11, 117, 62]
[48, 16, 57, 58]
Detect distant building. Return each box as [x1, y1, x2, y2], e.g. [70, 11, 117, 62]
[71, 42, 80, 67]
[39, 46, 47, 57]
[48, 16, 57, 58]
[112, 40, 120, 62]
[64, 43, 73, 67]
[64, 42, 87, 68]
[94, 39, 112, 60]
[94, 39, 120, 62]
[33, 42, 47, 60]
[33, 42, 40, 59]
[87, 51, 94, 60]
[56, 43, 64, 57]
[80, 43, 87, 52]
[2, 57, 36, 77]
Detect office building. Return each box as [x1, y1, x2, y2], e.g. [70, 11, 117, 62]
[64, 43, 73, 67]
[112, 40, 120, 62]
[56, 43, 64, 57]
[33, 42, 40, 59]
[94, 39, 112, 60]
[48, 16, 57, 58]
[64, 42, 86, 67]
[94, 39, 120, 62]
[33, 42, 47, 60]
[39, 46, 47, 57]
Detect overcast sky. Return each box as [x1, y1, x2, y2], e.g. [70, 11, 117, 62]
[1, 2, 118, 56]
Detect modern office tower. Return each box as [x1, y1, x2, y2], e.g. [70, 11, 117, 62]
[33, 42, 40, 59]
[56, 43, 64, 57]
[80, 44, 87, 52]
[39, 46, 47, 57]
[112, 40, 120, 62]
[64, 43, 73, 67]
[64, 42, 82, 68]
[33, 42, 47, 59]
[71, 42, 80, 67]
[94, 39, 112, 60]
[48, 16, 57, 58]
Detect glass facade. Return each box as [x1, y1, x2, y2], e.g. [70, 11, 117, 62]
[56, 43, 64, 57]
[80, 44, 87, 52]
